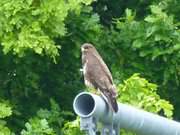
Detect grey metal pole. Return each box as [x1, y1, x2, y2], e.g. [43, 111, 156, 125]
[73, 92, 180, 135]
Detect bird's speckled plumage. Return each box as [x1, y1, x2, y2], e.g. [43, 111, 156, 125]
[81, 43, 118, 113]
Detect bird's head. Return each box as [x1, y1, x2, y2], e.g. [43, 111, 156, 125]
[81, 43, 95, 53]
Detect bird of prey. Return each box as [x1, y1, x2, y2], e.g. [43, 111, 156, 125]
[81, 43, 118, 113]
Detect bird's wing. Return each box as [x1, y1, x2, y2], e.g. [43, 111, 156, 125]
[87, 52, 118, 112]
[85, 52, 115, 93]
[92, 51, 118, 97]
[83, 51, 118, 112]
[92, 50, 114, 84]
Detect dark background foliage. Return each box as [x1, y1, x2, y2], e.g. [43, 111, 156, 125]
[0, 0, 179, 134]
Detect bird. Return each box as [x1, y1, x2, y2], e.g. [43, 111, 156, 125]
[81, 43, 118, 113]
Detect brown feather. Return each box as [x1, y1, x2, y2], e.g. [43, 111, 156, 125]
[81, 43, 118, 113]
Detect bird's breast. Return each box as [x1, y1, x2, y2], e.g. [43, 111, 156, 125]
[82, 60, 94, 87]
[82, 60, 88, 75]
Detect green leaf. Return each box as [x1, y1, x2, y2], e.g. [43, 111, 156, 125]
[0, 102, 12, 118]
[117, 74, 173, 118]
[132, 39, 143, 48]
[150, 5, 162, 14]
[0, 124, 14, 135]
[144, 16, 158, 23]
[21, 118, 55, 135]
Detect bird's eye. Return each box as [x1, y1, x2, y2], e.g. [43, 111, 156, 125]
[84, 46, 89, 49]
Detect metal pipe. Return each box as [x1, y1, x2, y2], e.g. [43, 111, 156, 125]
[73, 92, 180, 135]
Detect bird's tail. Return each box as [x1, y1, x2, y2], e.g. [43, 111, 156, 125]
[102, 91, 118, 113]
[109, 95, 118, 113]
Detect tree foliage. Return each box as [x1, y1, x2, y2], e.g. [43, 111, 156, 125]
[0, 0, 179, 134]
[118, 74, 173, 118]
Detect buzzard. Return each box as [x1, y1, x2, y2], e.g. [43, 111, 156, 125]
[81, 43, 118, 113]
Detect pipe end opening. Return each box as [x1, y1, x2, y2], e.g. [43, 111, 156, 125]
[73, 93, 95, 117]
